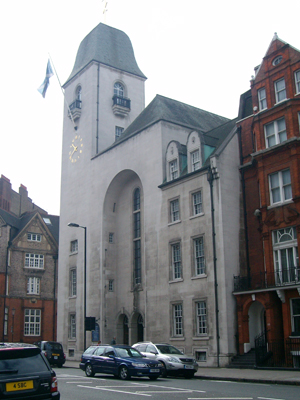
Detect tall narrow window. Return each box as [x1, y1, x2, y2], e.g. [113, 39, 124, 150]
[274, 78, 286, 103]
[69, 314, 76, 339]
[70, 240, 78, 254]
[192, 191, 202, 215]
[269, 169, 292, 205]
[4, 307, 8, 336]
[27, 277, 40, 295]
[70, 269, 77, 297]
[291, 299, 300, 335]
[173, 304, 183, 336]
[191, 150, 200, 171]
[114, 82, 124, 97]
[76, 86, 82, 101]
[169, 159, 178, 180]
[133, 188, 141, 285]
[115, 126, 124, 140]
[295, 70, 300, 94]
[24, 309, 41, 336]
[273, 227, 298, 285]
[170, 199, 180, 223]
[196, 301, 207, 335]
[258, 88, 267, 110]
[172, 243, 182, 280]
[194, 237, 205, 275]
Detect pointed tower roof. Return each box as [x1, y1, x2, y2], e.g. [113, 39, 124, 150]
[64, 23, 146, 86]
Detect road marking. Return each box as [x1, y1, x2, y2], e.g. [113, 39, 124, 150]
[78, 384, 151, 396]
[188, 398, 253, 400]
[137, 390, 193, 393]
[258, 397, 285, 400]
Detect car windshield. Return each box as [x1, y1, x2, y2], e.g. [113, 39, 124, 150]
[45, 342, 63, 351]
[115, 347, 143, 358]
[156, 345, 183, 355]
[0, 350, 48, 374]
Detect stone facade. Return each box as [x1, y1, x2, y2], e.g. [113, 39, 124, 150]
[58, 23, 241, 367]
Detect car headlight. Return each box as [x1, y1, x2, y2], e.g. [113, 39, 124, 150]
[167, 356, 180, 363]
[132, 363, 147, 368]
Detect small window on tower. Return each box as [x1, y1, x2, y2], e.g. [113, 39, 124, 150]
[115, 126, 124, 140]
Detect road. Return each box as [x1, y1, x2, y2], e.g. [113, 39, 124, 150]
[55, 367, 300, 400]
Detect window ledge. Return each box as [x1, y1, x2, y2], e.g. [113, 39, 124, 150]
[168, 220, 181, 226]
[191, 274, 207, 280]
[274, 98, 290, 106]
[193, 336, 209, 341]
[267, 199, 293, 210]
[169, 278, 183, 284]
[69, 251, 78, 256]
[169, 337, 185, 341]
[189, 213, 204, 220]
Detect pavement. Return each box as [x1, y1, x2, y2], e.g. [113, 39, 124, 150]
[63, 359, 300, 386]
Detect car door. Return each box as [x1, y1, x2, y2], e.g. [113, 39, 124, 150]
[101, 347, 117, 375]
[91, 346, 106, 372]
[143, 344, 158, 359]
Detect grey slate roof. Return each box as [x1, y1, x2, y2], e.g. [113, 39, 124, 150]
[113, 95, 230, 146]
[64, 23, 146, 86]
[0, 208, 20, 230]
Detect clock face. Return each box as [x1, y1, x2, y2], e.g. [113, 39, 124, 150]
[69, 134, 83, 163]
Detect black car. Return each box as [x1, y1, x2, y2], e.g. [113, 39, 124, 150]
[35, 341, 66, 368]
[0, 342, 60, 399]
[80, 344, 163, 380]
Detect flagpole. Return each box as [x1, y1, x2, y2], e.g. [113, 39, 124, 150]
[48, 53, 77, 130]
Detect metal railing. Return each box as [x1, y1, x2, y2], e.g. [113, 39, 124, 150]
[69, 99, 82, 111]
[112, 95, 131, 109]
[234, 266, 300, 292]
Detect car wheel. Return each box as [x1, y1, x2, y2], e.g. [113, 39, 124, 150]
[184, 372, 194, 379]
[149, 376, 159, 380]
[85, 363, 95, 377]
[160, 362, 167, 378]
[119, 366, 130, 380]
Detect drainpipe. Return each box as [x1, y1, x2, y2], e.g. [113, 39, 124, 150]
[207, 166, 220, 367]
[96, 64, 100, 154]
[53, 255, 58, 341]
[2, 229, 11, 342]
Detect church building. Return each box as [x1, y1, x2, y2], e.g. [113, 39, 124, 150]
[57, 22, 241, 367]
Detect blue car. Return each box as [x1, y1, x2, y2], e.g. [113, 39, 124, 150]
[80, 345, 163, 380]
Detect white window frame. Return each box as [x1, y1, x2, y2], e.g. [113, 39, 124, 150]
[27, 233, 42, 242]
[273, 227, 299, 285]
[196, 301, 207, 335]
[70, 268, 77, 297]
[70, 240, 78, 254]
[169, 159, 178, 181]
[114, 82, 124, 97]
[258, 88, 267, 110]
[171, 243, 182, 280]
[295, 70, 300, 94]
[25, 253, 44, 269]
[69, 314, 76, 339]
[291, 298, 300, 334]
[274, 78, 287, 103]
[192, 191, 202, 216]
[194, 237, 205, 275]
[191, 150, 200, 171]
[170, 198, 180, 223]
[269, 169, 292, 205]
[24, 309, 41, 336]
[173, 303, 183, 336]
[27, 277, 40, 295]
[115, 126, 124, 140]
[264, 118, 287, 148]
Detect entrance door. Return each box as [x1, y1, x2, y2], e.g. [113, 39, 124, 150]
[248, 301, 265, 348]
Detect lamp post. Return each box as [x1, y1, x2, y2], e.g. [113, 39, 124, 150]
[11, 308, 15, 342]
[68, 223, 87, 351]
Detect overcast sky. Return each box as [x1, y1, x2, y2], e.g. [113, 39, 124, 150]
[1, 0, 299, 215]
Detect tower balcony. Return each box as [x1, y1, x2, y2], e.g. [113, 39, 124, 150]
[68, 99, 82, 121]
[112, 95, 131, 117]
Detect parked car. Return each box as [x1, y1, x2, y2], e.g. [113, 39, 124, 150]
[132, 341, 198, 378]
[80, 344, 163, 380]
[0, 342, 60, 399]
[35, 341, 66, 368]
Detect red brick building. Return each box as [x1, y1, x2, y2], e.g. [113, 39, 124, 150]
[234, 35, 300, 367]
[0, 175, 59, 344]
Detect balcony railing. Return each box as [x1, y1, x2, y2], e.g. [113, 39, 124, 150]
[68, 99, 82, 121]
[112, 95, 131, 117]
[234, 266, 300, 292]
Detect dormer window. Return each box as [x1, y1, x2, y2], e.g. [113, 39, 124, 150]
[169, 160, 178, 180]
[274, 78, 286, 103]
[191, 150, 200, 171]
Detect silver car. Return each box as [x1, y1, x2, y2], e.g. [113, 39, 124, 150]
[132, 342, 198, 378]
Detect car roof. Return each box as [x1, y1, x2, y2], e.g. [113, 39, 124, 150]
[0, 342, 38, 349]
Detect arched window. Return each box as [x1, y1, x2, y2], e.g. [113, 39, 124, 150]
[114, 82, 124, 98]
[76, 86, 82, 101]
[133, 188, 141, 285]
